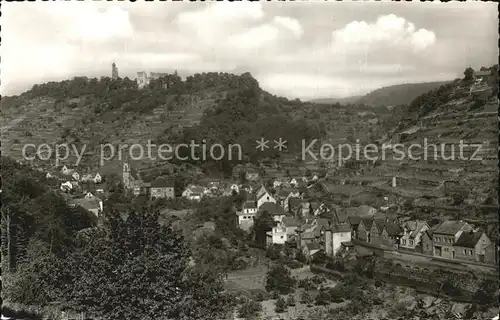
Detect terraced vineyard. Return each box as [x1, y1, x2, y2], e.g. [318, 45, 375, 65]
[0, 91, 220, 174]
[339, 80, 498, 223]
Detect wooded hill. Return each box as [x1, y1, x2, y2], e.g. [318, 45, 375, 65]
[0, 72, 394, 177]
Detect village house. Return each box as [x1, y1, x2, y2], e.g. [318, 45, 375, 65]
[245, 168, 260, 181]
[182, 185, 206, 201]
[94, 173, 102, 183]
[400, 220, 430, 251]
[256, 186, 276, 209]
[149, 178, 175, 199]
[122, 162, 145, 196]
[324, 222, 352, 257]
[220, 183, 239, 196]
[379, 222, 403, 248]
[453, 231, 492, 263]
[266, 216, 301, 246]
[72, 171, 80, 181]
[237, 211, 255, 231]
[276, 188, 300, 211]
[241, 197, 257, 214]
[432, 220, 473, 259]
[288, 198, 308, 217]
[258, 202, 285, 222]
[309, 201, 321, 216]
[356, 217, 402, 247]
[241, 184, 253, 194]
[60, 181, 73, 192]
[312, 201, 340, 217]
[421, 229, 434, 256]
[81, 174, 94, 182]
[302, 243, 322, 262]
[61, 165, 73, 175]
[473, 69, 491, 82]
[347, 216, 361, 239]
[296, 218, 330, 252]
[484, 242, 499, 265]
[84, 191, 94, 199]
[230, 183, 239, 194]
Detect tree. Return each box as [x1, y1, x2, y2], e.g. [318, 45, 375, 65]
[238, 299, 262, 319]
[286, 294, 296, 306]
[265, 263, 296, 294]
[23, 208, 234, 319]
[473, 278, 499, 305]
[251, 210, 274, 245]
[315, 289, 330, 306]
[441, 277, 461, 297]
[300, 291, 313, 305]
[464, 67, 474, 81]
[275, 296, 287, 313]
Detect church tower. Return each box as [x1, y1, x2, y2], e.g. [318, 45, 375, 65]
[112, 62, 119, 80]
[123, 162, 130, 188]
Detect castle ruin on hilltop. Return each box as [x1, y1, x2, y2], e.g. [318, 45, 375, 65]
[136, 70, 178, 89]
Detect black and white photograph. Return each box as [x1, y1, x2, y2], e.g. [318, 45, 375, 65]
[1, 1, 499, 319]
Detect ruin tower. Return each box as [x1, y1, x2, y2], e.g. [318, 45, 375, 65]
[112, 62, 119, 80]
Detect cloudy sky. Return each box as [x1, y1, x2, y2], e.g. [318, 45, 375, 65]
[1, 1, 498, 100]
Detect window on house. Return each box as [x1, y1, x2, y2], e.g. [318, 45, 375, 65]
[409, 240, 414, 246]
[469, 250, 473, 255]
[444, 248, 448, 252]
[402, 239, 406, 245]
[280, 236, 284, 239]
[463, 249, 466, 255]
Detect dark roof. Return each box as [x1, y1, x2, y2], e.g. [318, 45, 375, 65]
[384, 222, 402, 237]
[315, 218, 330, 230]
[434, 221, 468, 236]
[341, 241, 354, 247]
[310, 201, 321, 210]
[404, 220, 429, 238]
[243, 201, 257, 209]
[282, 216, 300, 227]
[150, 178, 174, 188]
[289, 198, 305, 210]
[360, 218, 374, 230]
[278, 189, 290, 198]
[348, 216, 361, 227]
[258, 202, 284, 215]
[306, 242, 321, 251]
[454, 231, 485, 248]
[330, 223, 351, 233]
[374, 219, 385, 233]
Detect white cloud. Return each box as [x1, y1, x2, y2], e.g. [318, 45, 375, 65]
[227, 24, 280, 50]
[68, 7, 134, 42]
[331, 14, 436, 52]
[410, 29, 437, 51]
[273, 16, 304, 38]
[177, 2, 264, 24]
[1, 2, 496, 100]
